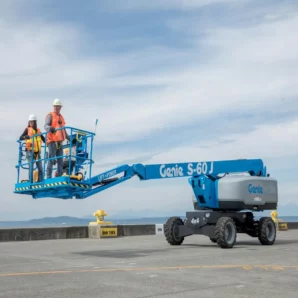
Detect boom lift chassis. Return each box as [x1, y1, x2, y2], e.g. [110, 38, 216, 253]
[14, 126, 277, 248]
[164, 211, 276, 249]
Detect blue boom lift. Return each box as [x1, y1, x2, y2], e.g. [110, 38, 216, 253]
[14, 126, 278, 248]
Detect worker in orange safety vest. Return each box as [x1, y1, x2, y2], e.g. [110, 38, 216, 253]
[44, 98, 70, 178]
[19, 114, 45, 182]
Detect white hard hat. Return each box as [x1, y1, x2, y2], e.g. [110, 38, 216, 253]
[28, 114, 37, 121]
[53, 98, 63, 106]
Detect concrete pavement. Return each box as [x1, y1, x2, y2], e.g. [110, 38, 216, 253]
[0, 230, 298, 297]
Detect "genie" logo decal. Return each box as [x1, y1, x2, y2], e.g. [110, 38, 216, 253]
[248, 184, 263, 194]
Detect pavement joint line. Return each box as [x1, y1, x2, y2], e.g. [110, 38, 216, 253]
[1, 264, 298, 277]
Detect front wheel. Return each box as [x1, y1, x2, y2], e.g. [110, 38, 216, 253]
[257, 217, 276, 245]
[215, 217, 237, 248]
[164, 217, 185, 245]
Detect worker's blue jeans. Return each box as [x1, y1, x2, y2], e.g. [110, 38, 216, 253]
[46, 142, 63, 178]
[26, 151, 43, 182]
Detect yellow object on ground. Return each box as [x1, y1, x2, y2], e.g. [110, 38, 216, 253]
[88, 210, 117, 239]
[89, 209, 113, 225]
[271, 210, 288, 231]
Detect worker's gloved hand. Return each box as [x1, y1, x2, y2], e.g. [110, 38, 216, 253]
[50, 127, 56, 133]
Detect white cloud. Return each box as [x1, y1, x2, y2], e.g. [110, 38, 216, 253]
[91, 117, 298, 167]
[0, 22, 76, 75]
[202, 13, 298, 64]
[278, 183, 298, 203]
[165, 119, 298, 161]
[2, 9, 298, 145]
[72, 12, 298, 144]
[0, 21, 107, 96]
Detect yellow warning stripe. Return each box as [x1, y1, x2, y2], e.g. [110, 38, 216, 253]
[32, 185, 42, 189]
[15, 181, 90, 191]
[15, 187, 30, 191]
[69, 182, 89, 188]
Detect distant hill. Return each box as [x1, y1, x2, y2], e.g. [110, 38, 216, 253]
[81, 208, 186, 219]
[0, 216, 89, 228]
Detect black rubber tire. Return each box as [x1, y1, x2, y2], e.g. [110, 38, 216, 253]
[215, 217, 237, 248]
[257, 217, 276, 245]
[164, 216, 185, 245]
[209, 237, 217, 243]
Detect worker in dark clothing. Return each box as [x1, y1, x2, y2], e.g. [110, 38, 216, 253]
[19, 115, 45, 182]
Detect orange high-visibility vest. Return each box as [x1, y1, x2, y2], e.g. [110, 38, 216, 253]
[26, 127, 42, 153]
[46, 112, 66, 145]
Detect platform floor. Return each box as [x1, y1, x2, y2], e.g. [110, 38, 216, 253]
[0, 230, 298, 297]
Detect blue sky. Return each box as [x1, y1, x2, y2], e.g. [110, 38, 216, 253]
[1, 0, 298, 220]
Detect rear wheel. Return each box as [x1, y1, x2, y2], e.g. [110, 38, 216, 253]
[257, 217, 276, 245]
[215, 217, 237, 248]
[164, 217, 184, 245]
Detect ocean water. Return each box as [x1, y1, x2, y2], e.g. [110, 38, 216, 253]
[264, 216, 298, 222]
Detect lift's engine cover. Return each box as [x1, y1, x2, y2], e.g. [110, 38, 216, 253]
[215, 175, 278, 211]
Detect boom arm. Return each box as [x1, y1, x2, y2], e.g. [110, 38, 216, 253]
[132, 159, 266, 180]
[76, 159, 267, 199]
[13, 124, 269, 206]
